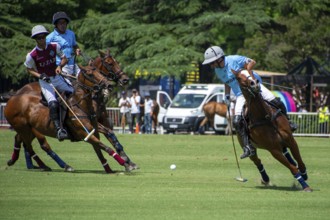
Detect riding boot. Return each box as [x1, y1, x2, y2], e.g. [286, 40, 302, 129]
[233, 115, 256, 159]
[270, 98, 298, 132]
[49, 101, 68, 141]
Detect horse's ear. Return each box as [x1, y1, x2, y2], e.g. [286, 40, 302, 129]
[106, 48, 110, 56]
[99, 50, 105, 58]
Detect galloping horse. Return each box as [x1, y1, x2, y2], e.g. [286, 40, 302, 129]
[232, 69, 311, 192]
[6, 50, 138, 173]
[5, 65, 134, 172]
[198, 101, 229, 134]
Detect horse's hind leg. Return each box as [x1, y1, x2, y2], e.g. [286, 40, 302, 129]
[7, 134, 35, 169]
[249, 153, 270, 184]
[270, 149, 311, 192]
[35, 133, 74, 172]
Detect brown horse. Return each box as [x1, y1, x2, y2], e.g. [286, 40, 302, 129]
[6, 50, 138, 173]
[233, 69, 311, 192]
[152, 100, 159, 134]
[5, 65, 134, 172]
[199, 101, 229, 134]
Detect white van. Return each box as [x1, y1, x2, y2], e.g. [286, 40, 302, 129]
[157, 84, 228, 134]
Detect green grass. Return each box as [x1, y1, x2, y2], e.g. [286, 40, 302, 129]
[0, 129, 329, 220]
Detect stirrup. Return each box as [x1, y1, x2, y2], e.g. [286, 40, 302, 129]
[57, 129, 68, 141]
[240, 146, 255, 159]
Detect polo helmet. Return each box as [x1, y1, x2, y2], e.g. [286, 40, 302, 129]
[52, 11, 70, 25]
[31, 25, 49, 38]
[202, 46, 225, 65]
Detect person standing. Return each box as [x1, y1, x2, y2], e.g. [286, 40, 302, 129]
[144, 92, 154, 134]
[130, 89, 141, 133]
[24, 25, 73, 141]
[46, 11, 81, 76]
[118, 91, 132, 133]
[318, 104, 329, 134]
[202, 46, 297, 159]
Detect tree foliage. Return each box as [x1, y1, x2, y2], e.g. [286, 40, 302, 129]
[0, 0, 329, 87]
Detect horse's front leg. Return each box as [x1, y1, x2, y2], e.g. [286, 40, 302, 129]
[284, 137, 308, 181]
[87, 135, 134, 172]
[98, 123, 139, 170]
[269, 149, 312, 192]
[249, 152, 270, 185]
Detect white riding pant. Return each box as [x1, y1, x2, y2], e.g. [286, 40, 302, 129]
[234, 84, 275, 115]
[62, 64, 81, 77]
[39, 75, 74, 104]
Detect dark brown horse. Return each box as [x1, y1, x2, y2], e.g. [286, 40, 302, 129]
[6, 50, 138, 173]
[233, 69, 311, 192]
[5, 65, 134, 172]
[152, 100, 159, 134]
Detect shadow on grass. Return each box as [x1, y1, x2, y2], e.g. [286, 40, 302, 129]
[255, 185, 302, 191]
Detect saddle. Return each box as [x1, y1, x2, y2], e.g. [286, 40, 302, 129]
[242, 101, 282, 130]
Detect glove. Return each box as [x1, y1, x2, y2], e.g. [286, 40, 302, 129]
[39, 73, 51, 83]
[224, 94, 231, 105]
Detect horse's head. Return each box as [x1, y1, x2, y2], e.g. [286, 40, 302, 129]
[92, 49, 129, 87]
[78, 65, 113, 93]
[232, 69, 260, 94]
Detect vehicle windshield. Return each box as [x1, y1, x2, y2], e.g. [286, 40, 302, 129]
[170, 94, 206, 108]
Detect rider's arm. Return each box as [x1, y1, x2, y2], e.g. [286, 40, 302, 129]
[244, 58, 256, 73]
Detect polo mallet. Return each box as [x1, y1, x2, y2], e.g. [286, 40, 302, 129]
[226, 101, 247, 182]
[50, 84, 95, 141]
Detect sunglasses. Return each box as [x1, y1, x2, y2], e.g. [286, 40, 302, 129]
[36, 35, 46, 40]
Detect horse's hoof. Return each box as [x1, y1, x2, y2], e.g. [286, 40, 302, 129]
[129, 162, 139, 170]
[303, 187, 313, 192]
[124, 163, 134, 172]
[261, 179, 272, 186]
[64, 165, 75, 172]
[7, 159, 16, 166]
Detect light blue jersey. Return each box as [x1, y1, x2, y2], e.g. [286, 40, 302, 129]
[46, 29, 77, 66]
[214, 55, 261, 96]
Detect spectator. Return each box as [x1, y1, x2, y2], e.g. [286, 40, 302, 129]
[318, 104, 329, 134]
[144, 92, 154, 134]
[118, 91, 132, 134]
[130, 89, 141, 133]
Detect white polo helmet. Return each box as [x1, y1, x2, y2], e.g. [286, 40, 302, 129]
[31, 25, 49, 38]
[202, 46, 225, 65]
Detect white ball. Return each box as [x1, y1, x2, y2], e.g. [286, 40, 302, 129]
[170, 164, 176, 170]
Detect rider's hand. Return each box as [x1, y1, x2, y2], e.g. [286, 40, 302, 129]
[55, 66, 62, 74]
[39, 73, 51, 83]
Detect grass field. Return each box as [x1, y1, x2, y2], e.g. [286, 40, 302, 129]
[0, 129, 329, 220]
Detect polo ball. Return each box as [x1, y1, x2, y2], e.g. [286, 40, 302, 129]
[170, 164, 176, 170]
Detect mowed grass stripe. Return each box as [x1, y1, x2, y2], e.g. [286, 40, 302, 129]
[0, 130, 329, 220]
